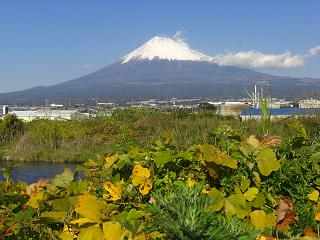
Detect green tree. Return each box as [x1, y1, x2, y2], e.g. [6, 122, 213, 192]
[0, 114, 24, 144]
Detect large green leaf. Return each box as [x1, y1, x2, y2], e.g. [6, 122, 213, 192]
[38, 211, 68, 224]
[225, 193, 250, 219]
[51, 168, 74, 188]
[208, 188, 224, 211]
[154, 150, 172, 166]
[256, 148, 280, 176]
[199, 144, 238, 169]
[68, 181, 88, 195]
[243, 188, 259, 201]
[14, 207, 35, 222]
[199, 144, 215, 162]
[219, 152, 238, 169]
[240, 178, 251, 192]
[50, 196, 78, 212]
[252, 193, 266, 208]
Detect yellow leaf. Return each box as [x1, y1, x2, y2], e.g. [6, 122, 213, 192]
[225, 194, 250, 219]
[105, 154, 118, 168]
[250, 210, 266, 230]
[220, 152, 238, 169]
[139, 179, 152, 196]
[103, 181, 122, 201]
[256, 148, 280, 176]
[258, 236, 276, 240]
[186, 177, 196, 187]
[315, 202, 320, 221]
[41, 211, 67, 219]
[103, 221, 128, 240]
[71, 218, 93, 226]
[199, 144, 238, 169]
[59, 232, 74, 240]
[60, 224, 76, 240]
[207, 166, 218, 180]
[163, 130, 173, 141]
[307, 190, 319, 202]
[253, 171, 261, 185]
[131, 164, 152, 196]
[244, 188, 259, 201]
[247, 135, 261, 149]
[26, 190, 46, 209]
[75, 194, 106, 223]
[131, 164, 150, 186]
[78, 224, 104, 240]
[202, 188, 210, 194]
[241, 178, 251, 192]
[208, 188, 224, 211]
[265, 213, 276, 228]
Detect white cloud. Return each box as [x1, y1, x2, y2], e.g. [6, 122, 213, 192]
[170, 31, 320, 69]
[173, 30, 189, 47]
[210, 45, 320, 69]
[306, 45, 320, 57]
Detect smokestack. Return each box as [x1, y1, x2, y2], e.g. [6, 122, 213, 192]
[2, 105, 9, 115]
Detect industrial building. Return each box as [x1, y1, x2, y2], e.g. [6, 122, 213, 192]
[240, 108, 320, 121]
[299, 99, 320, 108]
[0, 107, 84, 122]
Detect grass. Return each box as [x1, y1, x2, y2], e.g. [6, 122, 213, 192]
[2, 108, 320, 162]
[0, 147, 7, 160]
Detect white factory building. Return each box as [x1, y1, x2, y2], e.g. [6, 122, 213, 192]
[1, 107, 83, 122]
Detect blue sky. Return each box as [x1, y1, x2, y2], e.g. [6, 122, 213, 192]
[1, 0, 320, 92]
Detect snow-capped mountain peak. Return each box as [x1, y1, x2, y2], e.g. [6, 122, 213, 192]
[121, 36, 211, 63]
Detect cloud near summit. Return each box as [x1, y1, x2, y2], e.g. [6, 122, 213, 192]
[210, 45, 320, 69]
[170, 31, 320, 69]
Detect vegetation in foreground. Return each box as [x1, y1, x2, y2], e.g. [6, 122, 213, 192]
[0, 109, 320, 239]
[1, 108, 320, 163]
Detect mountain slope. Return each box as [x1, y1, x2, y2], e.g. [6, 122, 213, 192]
[0, 36, 319, 103]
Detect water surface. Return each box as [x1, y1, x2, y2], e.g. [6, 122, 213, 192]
[0, 161, 78, 184]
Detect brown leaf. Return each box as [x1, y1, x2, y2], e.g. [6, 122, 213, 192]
[148, 197, 156, 205]
[276, 196, 293, 223]
[26, 178, 48, 195]
[276, 211, 297, 232]
[304, 227, 317, 237]
[260, 134, 281, 149]
[276, 196, 297, 232]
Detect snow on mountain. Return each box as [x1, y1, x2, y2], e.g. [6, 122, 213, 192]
[121, 36, 211, 63]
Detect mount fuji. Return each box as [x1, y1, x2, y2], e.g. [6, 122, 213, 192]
[1, 36, 320, 103]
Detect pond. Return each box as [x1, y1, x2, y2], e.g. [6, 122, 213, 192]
[0, 161, 79, 184]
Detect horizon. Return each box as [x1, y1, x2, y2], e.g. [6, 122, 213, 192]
[1, 0, 320, 93]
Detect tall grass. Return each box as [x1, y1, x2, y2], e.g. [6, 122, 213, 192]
[3, 108, 320, 162]
[260, 98, 271, 134]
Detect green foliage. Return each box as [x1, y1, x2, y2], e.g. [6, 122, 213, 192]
[1, 109, 320, 239]
[0, 114, 24, 144]
[261, 98, 271, 134]
[198, 102, 217, 111]
[146, 183, 258, 240]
